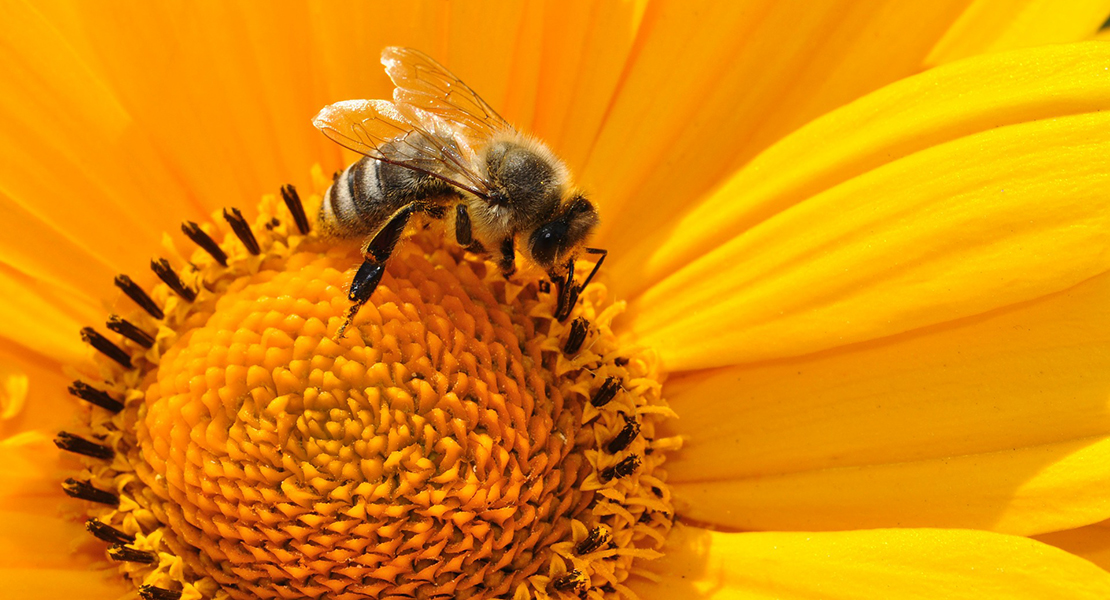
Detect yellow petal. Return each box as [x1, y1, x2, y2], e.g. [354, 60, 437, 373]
[1036, 519, 1110, 573]
[0, 345, 79, 439]
[675, 434, 1110, 536]
[925, 0, 1110, 66]
[0, 569, 125, 600]
[0, 365, 28, 421]
[0, 268, 96, 365]
[0, 511, 104, 569]
[0, 0, 206, 271]
[0, 432, 76, 516]
[663, 269, 1110, 535]
[623, 42, 1110, 371]
[528, 0, 647, 168]
[630, 524, 1110, 599]
[30, 1, 324, 210]
[587, 0, 970, 246]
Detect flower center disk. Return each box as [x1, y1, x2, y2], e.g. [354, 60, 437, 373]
[70, 179, 677, 600]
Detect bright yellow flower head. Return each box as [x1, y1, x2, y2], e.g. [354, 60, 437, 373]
[4, 1, 1110, 599]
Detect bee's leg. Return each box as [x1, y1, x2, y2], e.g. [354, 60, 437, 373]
[455, 204, 473, 246]
[337, 203, 417, 337]
[579, 247, 608, 290]
[552, 248, 607, 322]
[498, 237, 516, 278]
[552, 258, 577, 322]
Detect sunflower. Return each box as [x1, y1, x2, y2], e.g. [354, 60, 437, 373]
[4, 1, 1110, 598]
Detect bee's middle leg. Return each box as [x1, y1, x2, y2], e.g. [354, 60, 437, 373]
[454, 204, 473, 246]
[498, 237, 516, 278]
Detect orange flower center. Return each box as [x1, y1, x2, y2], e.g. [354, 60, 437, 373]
[62, 172, 678, 600]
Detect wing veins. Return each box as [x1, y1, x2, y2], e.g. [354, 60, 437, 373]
[316, 108, 490, 199]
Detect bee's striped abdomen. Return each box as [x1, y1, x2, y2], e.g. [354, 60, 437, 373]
[320, 155, 460, 239]
[321, 157, 388, 237]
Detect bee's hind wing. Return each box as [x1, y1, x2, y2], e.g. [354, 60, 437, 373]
[313, 99, 494, 200]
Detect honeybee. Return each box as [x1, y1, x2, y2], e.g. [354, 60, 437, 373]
[314, 47, 606, 334]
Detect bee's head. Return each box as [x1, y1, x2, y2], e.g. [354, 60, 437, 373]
[527, 193, 599, 271]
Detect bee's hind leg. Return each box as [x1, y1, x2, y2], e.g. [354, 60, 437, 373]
[452, 204, 488, 255]
[337, 203, 418, 338]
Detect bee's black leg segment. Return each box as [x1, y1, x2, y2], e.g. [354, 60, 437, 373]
[366, 203, 417, 262]
[348, 260, 386, 305]
[553, 258, 578, 322]
[337, 203, 417, 338]
[499, 237, 516, 278]
[336, 259, 385, 339]
[455, 204, 473, 246]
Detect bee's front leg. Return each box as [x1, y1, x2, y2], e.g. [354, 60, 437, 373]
[552, 258, 577, 322]
[338, 202, 417, 337]
[551, 248, 607, 322]
[498, 237, 516, 278]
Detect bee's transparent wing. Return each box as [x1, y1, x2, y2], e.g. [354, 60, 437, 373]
[313, 99, 493, 199]
[382, 47, 514, 144]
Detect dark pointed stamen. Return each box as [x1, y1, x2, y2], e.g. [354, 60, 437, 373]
[86, 518, 134, 544]
[590, 377, 620, 408]
[150, 259, 196, 302]
[551, 570, 587, 593]
[62, 478, 118, 506]
[108, 544, 158, 564]
[139, 586, 183, 600]
[114, 274, 163, 319]
[68, 381, 124, 413]
[223, 207, 260, 255]
[80, 327, 132, 368]
[599, 455, 640, 483]
[281, 184, 310, 234]
[605, 413, 641, 454]
[54, 432, 113, 460]
[181, 221, 228, 266]
[106, 315, 155, 349]
[575, 526, 612, 555]
[563, 317, 589, 355]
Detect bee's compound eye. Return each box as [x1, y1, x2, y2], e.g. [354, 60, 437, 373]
[529, 223, 566, 268]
